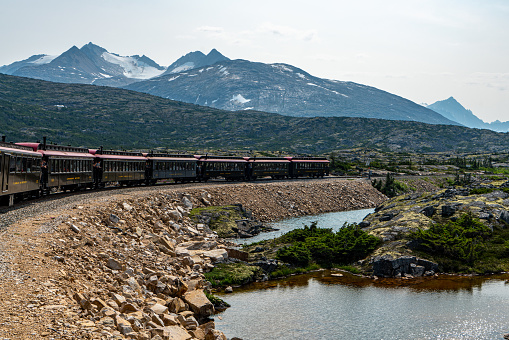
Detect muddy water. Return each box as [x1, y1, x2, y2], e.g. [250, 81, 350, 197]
[218, 210, 509, 340]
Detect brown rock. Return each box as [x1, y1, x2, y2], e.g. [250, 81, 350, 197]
[183, 290, 214, 317]
[106, 258, 123, 271]
[115, 316, 134, 335]
[205, 329, 227, 340]
[149, 303, 168, 315]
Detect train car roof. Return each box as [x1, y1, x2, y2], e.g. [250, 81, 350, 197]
[1, 142, 42, 157]
[197, 156, 247, 163]
[89, 149, 146, 161]
[17, 142, 91, 153]
[147, 156, 197, 162]
[287, 157, 330, 163]
[245, 157, 291, 163]
[146, 153, 197, 161]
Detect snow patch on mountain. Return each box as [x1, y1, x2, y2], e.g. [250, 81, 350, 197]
[218, 66, 229, 76]
[230, 94, 251, 104]
[101, 52, 166, 79]
[170, 62, 195, 74]
[167, 75, 180, 82]
[307, 82, 348, 97]
[30, 55, 58, 65]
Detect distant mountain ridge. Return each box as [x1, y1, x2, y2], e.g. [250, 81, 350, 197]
[125, 59, 458, 126]
[427, 97, 509, 132]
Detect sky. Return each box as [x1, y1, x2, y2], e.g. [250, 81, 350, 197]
[2, 0, 509, 123]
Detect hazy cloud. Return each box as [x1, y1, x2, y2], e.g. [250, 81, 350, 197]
[258, 23, 317, 42]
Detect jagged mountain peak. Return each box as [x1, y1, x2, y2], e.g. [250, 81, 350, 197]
[80, 42, 108, 56]
[427, 97, 509, 132]
[164, 49, 229, 75]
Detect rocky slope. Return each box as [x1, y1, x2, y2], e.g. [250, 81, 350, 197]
[0, 178, 386, 339]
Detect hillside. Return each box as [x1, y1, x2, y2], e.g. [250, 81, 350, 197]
[1, 73, 509, 154]
[125, 59, 457, 126]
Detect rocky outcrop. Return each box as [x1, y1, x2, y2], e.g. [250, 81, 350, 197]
[371, 255, 438, 278]
[363, 180, 509, 277]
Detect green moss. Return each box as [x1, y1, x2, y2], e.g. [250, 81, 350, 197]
[269, 264, 321, 278]
[204, 291, 230, 309]
[204, 263, 262, 287]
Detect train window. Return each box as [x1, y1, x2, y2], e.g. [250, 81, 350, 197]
[15, 157, 21, 172]
[9, 156, 16, 173]
[27, 158, 32, 173]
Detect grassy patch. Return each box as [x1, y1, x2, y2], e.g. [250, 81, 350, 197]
[269, 264, 321, 279]
[204, 262, 262, 287]
[335, 265, 361, 274]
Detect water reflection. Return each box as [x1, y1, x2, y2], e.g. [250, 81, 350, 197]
[225, 269, 509, 294]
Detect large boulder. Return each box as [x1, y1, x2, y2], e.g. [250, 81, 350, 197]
[499, 210, 509, 225]
[183, 290, 214, 317]
[371, 255, 438, 278]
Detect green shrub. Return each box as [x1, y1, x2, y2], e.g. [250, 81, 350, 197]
[275, 222, 381, 267]
[410, 213, 492, 266]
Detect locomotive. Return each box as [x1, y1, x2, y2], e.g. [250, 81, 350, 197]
[0, 137, 329, 206]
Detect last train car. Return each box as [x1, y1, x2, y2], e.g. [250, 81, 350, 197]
[288, 157, 330, 178]
[0, 139, 42, 205]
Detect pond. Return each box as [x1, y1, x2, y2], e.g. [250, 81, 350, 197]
[217, 209, 509, 340]
[216, 271, 509, 340]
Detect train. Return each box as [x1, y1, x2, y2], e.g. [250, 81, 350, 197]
[0, 137, 330, 206]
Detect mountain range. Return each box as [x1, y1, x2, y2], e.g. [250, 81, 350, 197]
[1, 43, 456, 126]
[125, 59, 456, 125]
[1, 43, 505, 131]
[426, 97, 509, 132]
